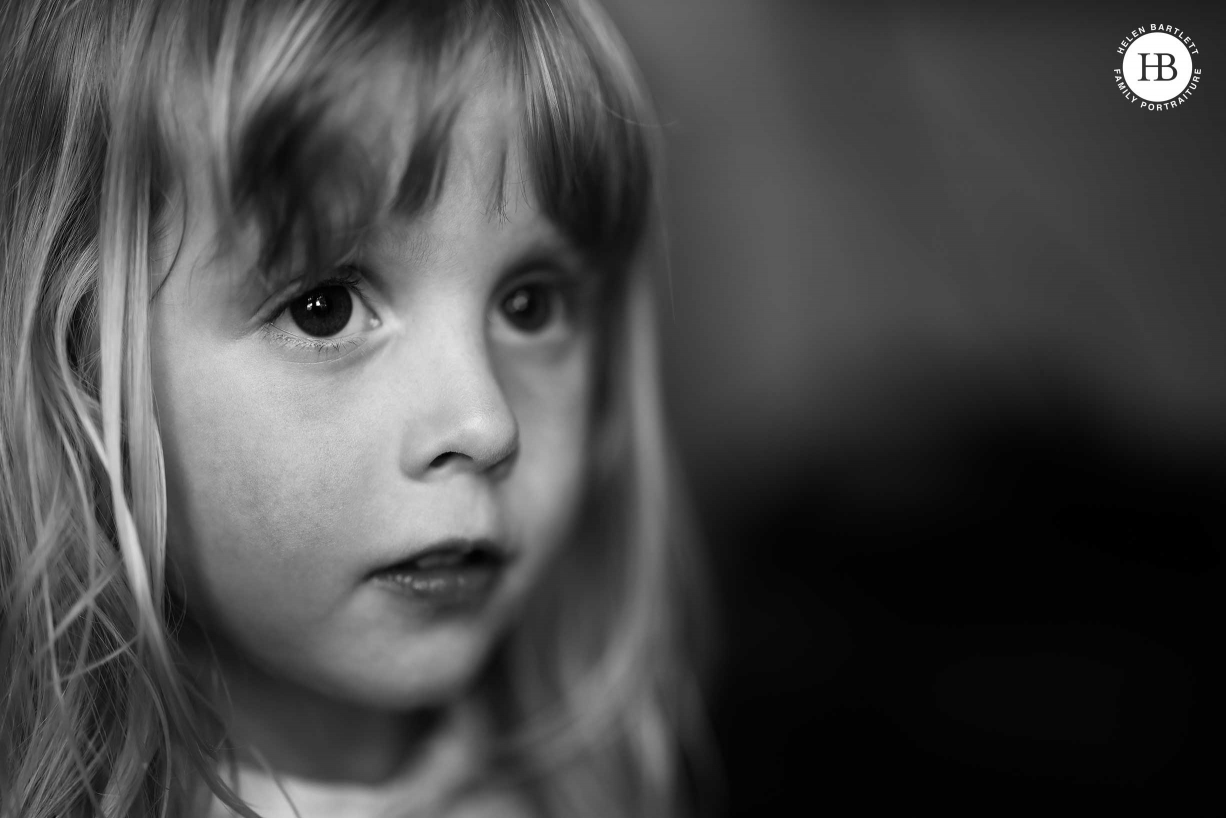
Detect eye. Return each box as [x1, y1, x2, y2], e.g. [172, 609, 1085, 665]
[269, 270, 379, 342]
[260, 268, 382, 362]
[499, 283, 556, 333]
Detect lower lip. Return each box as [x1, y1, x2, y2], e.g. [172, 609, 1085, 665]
[372, 563, 505, 610]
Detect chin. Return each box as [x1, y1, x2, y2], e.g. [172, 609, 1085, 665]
[328, 619, 503, 711]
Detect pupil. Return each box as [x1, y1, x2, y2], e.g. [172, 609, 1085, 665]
[503, 285, 550, 332]
[290, 285, 352, 338]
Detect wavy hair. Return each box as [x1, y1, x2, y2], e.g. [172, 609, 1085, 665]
[0, 1, 711, 816]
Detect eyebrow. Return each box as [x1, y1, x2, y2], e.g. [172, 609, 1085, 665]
[385, 228, 441, 268]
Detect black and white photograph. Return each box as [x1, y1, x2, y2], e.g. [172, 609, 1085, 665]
[1, 1, 1222, 816]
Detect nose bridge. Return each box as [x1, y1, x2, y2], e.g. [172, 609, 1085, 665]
[395, 306, 518, 478]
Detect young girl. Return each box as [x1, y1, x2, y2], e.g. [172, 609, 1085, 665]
[0, 1, 710, 816]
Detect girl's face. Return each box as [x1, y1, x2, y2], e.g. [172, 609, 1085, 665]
[152, 87, 594, 710]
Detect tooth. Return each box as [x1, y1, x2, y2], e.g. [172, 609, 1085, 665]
[412, 551, 465, 570]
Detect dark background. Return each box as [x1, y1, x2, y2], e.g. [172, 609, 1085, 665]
[604, 1, 1225, 814]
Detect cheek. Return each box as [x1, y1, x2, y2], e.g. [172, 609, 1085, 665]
[153, 330, 372, 626]
[496, 339, 594, 548]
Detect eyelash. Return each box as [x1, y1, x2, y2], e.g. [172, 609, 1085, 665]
[259, 267, 374, 360]
[258, 325, 368, 357]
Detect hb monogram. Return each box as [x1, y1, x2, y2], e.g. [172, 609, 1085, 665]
[1137, 53, 1178, 81]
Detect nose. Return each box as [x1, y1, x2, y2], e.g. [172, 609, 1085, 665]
[396, 328, 519, 481]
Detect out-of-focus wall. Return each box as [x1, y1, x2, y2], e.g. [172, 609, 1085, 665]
[604, 0, 1224, 812]
[611, 0, 1223, 476]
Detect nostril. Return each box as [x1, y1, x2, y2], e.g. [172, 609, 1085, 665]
[429, 452, 459, 469]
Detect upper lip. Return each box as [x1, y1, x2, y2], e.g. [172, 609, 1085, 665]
[370, 537, 512, 576]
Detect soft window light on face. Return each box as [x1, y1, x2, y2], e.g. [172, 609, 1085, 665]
[152, 82, 596, 712]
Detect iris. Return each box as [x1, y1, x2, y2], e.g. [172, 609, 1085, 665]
[501, 284, 551, 332]
[290, 285, 353, 337]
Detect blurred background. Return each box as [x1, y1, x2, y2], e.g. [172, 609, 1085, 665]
[602, 0, 1225, 814]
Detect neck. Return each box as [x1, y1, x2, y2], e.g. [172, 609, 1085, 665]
[227, 674, 445, 786]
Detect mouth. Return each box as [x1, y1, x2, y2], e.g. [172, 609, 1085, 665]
[369, 538, 511, 609]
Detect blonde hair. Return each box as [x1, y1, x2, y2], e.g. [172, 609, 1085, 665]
[0, 0, 709, 817]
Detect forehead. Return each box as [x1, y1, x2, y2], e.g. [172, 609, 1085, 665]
[407, 72, 528, 223]
[360, 105, 572, 274]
